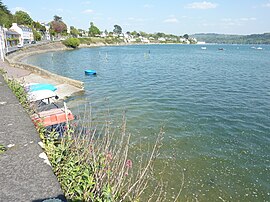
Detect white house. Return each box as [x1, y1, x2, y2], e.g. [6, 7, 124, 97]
[41, 22, 51, 41]
[0, 26, 5, 61]
[9, 23, 34, 44]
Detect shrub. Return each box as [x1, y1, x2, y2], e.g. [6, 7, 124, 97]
[62, 38, 80, 48]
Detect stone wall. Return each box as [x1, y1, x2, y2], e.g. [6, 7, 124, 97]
[5, 42, 84, 89]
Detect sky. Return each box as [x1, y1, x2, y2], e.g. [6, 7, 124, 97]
[3, 0, 270, 35]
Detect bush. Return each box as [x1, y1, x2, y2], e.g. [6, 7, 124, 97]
[62, 38, 80, 48]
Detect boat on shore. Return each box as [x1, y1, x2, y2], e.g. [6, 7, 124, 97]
[31, 107, 74, 127]
[28, 89, 59, 105]
[25, 83, 57, 92]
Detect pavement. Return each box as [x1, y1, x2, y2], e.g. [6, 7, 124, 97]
[0, 73, 67, 201]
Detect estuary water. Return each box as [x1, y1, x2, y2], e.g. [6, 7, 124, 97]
[24, 44, 270, 201]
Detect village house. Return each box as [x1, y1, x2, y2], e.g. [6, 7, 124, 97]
[40, 22, 51, 41]
[4, 29, 20, 47]
[9, 23, 34, 45]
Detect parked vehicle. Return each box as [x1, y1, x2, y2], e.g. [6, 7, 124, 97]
[17, 43, 23, 48]
[31, 41, 36, 44]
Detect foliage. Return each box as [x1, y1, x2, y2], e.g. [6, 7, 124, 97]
[62, 37, 80, 48]
[5, 77, 32, 114]
[43, 112, 178, 202]
[0, 0, 13, 27]
[50, 15, 67, 36]
[89, 22, 101, 37]
[183, 34, 189, 39]
[54, 15, 63, 22]
[70, 26, 79, 37]
[33, 21, 46, 33]
[5, 72, 184, 201]
[192, 33, 270, 44]
[113, 25, 122, 35]
[14, 10, 33, 26]
[33, 29, 42, 41]
[78, 37, 124, 45]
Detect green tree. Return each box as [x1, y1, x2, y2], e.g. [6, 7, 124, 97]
[70, 26, 79, 37]
[88, 22, 100, 37]
[183, 34, 189, 39]
[0, 0, 13, 27]
[14, 10, 33, 25]
[33, 21, 46, 34]
[33, 29, 42, 41]
[62, 37, 80, 48]
[113, 24, 122, 35]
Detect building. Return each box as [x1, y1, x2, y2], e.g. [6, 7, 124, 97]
[9, 23, 34, 44]
[0, 26, 5, 61]
[5, 30, 20, 47]
[41, 22, 51, 41]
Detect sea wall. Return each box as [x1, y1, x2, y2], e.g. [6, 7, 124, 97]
[5, 42, 84, 89]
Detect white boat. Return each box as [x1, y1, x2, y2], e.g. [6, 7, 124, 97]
[28, 90, 58, 103]
[201, 47, 207, 50]
[257, 47, 263, 50]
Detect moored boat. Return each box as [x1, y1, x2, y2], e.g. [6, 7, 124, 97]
[85, 70, 97, 75]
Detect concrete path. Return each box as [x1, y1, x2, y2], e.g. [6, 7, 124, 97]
[0, 62, 67, 201]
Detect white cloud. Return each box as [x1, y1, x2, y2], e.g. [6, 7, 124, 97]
[239, 17, 256, 21]
[262, 1, 270, 7]
[82, 9, 94, 14]
[11, 7, 31, 14]
[163, 18, 179, 23]
[186, 1, 217, 9]
[143, 4, 153, 8]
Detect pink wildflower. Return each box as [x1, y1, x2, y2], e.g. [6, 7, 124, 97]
[126, 159, 132, 169]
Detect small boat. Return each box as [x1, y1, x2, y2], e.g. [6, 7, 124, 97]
[31, 108, 74, 127]
[28, 90, 58, 103]
[257, 47, 263, 50]
[25, 83, 57, 92]
[201, 47, 207, 50]
[85, 70, 97, 75]
[218, 48, 224, 51]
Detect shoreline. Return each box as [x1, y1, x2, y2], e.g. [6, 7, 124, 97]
[3, 42, 84, 101]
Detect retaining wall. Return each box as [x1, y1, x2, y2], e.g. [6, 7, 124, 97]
[5, 42, 84, 89]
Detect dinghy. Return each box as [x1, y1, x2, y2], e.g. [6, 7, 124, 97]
[31, 108, 74, 127]
[26, 83, 57, 92]
[28, 90, 58, 103]
[85, 70, 97, 75]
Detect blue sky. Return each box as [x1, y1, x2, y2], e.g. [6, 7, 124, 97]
[3, 0, 270, 35]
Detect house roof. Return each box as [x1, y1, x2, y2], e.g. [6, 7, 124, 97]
[6, 30, 20, 35]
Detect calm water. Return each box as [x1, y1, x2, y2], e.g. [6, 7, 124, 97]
[24, 44, 270, 201]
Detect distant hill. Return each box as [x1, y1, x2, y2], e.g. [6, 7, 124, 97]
[191, 33, 270, 44]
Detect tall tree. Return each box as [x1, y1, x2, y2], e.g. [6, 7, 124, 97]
[0, 0, 13, 27]
[183, 34, 189, 39]
[54, 15, 62, 22]
[113, 25, 122, 35]
[88, 22, 100, 37]
[70, 26, 79, 37]
[50, 15, 67, 37]
[14, 10, 33, 25]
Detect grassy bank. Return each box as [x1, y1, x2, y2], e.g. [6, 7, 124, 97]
[3, 76, 183, 201]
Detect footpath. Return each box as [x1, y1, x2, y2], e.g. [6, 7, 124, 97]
[0, 60, 66, 201]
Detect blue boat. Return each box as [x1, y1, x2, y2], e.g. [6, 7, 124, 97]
[26, 83, 57, 92]
[85, 70, 97, 75]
